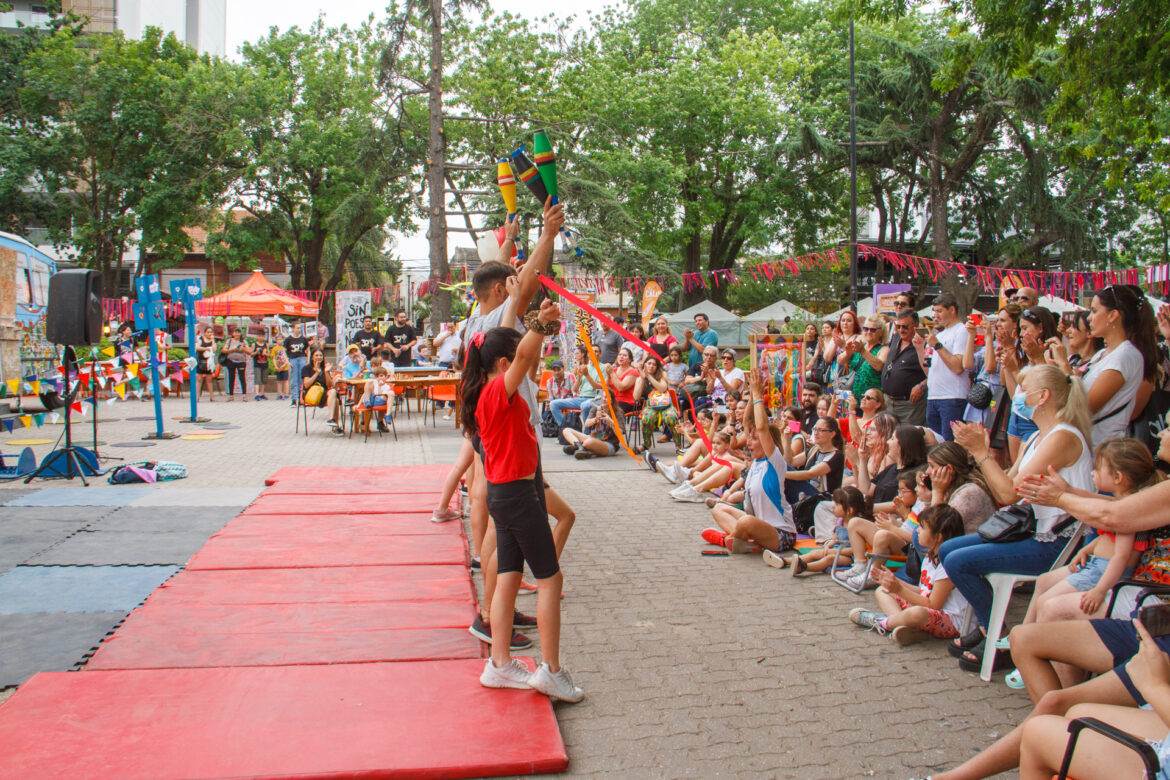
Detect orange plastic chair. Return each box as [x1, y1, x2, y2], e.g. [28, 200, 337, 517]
[427, 372, 458, 427]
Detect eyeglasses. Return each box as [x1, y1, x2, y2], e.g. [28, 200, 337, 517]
[812, 427, 832, 434]
[862, 395, 879, 402]
[722, 355, 735, 360]
[861, 326, 879, 333]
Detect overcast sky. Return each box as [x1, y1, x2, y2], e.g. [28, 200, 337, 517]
[226, 1, 613, 264]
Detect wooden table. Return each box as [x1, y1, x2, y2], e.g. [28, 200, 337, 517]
[387, 375, 462, 427]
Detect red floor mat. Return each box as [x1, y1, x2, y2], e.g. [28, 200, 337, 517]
[0, 661, 567, 779]
[187, 532, 468, 570]
[146, 566, 475, 606]
[215, 513, 462, 538]
[242, 493, 439, 515]
[263, 477, 451, 495]
[116, 601, 476, 636]
[86, 627, 485, 669]
[264, 464, 453, 486]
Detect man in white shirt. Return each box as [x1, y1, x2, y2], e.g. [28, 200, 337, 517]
[923, 293, 970, 442]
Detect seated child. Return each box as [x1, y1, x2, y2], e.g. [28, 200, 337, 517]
[668, 431, 746, 502]
[848, 504, 968, 645]
[357, 366, 394, 431]
[783, 486, 867, 576]
[562, 407, 621, 459]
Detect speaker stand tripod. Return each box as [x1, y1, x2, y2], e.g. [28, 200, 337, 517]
[25, 347, 97, 485]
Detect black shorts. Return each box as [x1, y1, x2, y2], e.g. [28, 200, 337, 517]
[1090, 618, 1170, 705]
[485, 471, 558, 581]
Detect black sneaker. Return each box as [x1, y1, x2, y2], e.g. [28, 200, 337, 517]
[377, 421, 390, 433]
[644, 452, 659, 472]
[468, 614, 533, 650]
[470, 556, 481, 571]
[513, 610, 538, 628]
[562, 444, 578, 456]
[574, 449, 596, 460]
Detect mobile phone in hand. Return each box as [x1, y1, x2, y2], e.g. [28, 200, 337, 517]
[917, 327, 929, 338]
[1140, 603, 1170, 637]
[788, 420, 801, 433]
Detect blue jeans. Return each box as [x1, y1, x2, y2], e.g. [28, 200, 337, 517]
[938, 532, 1066, 629]
[289, 356, 307, 399]
[927, 398, 967, 441]
[550, 396, 595, 425]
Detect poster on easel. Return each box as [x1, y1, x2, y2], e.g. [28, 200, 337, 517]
[749, 334, 804, 410]
[333, 291, 371, 363]
[558, 290, 595, 373]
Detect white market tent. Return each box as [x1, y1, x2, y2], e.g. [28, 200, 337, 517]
[827, 297, 875, 320]
[666, 300, 744, 346]
[1037, 294, 1084, 314]
[743, 299, 816, 324]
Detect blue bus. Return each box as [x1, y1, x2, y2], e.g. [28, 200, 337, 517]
[1, 231, 59, 378]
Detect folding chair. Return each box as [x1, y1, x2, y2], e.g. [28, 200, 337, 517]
[0, 447, 37, 480]
[293, 391, 314, 436]
[828, 542, 907, 594]
[970, 523, 1089, 681]
[623, 400, 645, 451]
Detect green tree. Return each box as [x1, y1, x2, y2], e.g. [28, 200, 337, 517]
[210, 19, 425, 292]
[11, 27, 236, 276]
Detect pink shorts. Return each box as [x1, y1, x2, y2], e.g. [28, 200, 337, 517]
[892, 593, 959, 639]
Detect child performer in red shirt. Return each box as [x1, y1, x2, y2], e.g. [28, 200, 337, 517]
[460, 298, 583, 703]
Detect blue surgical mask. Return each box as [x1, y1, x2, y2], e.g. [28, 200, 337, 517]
[1012, 388, 1037, 421]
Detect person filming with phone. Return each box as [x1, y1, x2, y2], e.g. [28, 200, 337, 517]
[924, 293, 971, 442]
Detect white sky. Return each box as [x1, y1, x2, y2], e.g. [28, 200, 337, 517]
[226, 1, 614, 265]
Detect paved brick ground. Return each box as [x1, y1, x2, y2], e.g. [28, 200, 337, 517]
[0, 397, 1032, 777]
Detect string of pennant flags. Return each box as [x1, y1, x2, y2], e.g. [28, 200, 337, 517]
[0, 348, 193, 434]
[94, 243, 1170, 323]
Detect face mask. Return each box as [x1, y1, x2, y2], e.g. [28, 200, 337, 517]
[1012, 388, 1037, 421]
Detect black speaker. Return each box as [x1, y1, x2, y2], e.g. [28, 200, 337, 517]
[46, 269, 103, 345]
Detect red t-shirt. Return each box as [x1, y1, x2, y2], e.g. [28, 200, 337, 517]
[477, 374, 539, 483]
[611, 367, 640, 405]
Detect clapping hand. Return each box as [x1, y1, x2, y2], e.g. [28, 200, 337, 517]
[1017, 465, 1071, 506]
[872, 565, 896, 591]
[951, 421, 989, 459]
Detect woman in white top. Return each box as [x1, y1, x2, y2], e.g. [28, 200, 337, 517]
[1048, 284, 1158, 447]
[946, 364, 1095, 671]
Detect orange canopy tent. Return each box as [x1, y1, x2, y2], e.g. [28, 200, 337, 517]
[194, 270, 319, 318]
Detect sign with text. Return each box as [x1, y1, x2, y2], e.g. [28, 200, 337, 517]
[874, 283, 912, 314]
[334, 291, 371, 361]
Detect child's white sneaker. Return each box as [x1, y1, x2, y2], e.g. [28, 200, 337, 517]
[480, 658, 532, 690]
[529, 662, 584, 703]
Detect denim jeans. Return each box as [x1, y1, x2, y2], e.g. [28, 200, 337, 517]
[938, 532, 1065, 628]
[550, 396, 595, 425]
[927, 398, 968, 441]
[289, 356, 307, 398]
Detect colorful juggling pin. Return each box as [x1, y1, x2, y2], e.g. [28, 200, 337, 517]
[496, 158, 523, 260]
[510, 146, 550, 205]
[532, 130, 558, 204]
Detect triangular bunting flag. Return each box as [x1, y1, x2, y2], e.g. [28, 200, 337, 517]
[71, 402, 82, 414]
[106, 397, 117, 406]
[127, 364, 139, 378]
[2, 419, 12, 433]
[102, 346, 115, 358]
[6, 379, 19, 395]
[29, 380, 40, 395]
[48, 412, 60, 423]
[133, 390, 143, 399]
[33, 413, 44, 426]
[19, 415, 32, 429]
[115, 383, 126, 400]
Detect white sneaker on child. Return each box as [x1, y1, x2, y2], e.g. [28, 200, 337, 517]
[657, 462, 682, 483]
[529, 662, 584, 703]
[672, 484, 705, 502]
[480, 658, 533, 690]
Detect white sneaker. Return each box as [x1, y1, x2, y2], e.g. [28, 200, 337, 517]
[672, 484, 705, 502]
[480, 658, 533, 690]
[529, 662, 584, 703]
[658, 462, 682, 483]
[678, 466, 693, 481]
[668, 482, 693, 497]
[839, 562, 867, 579]
[846, 570, 877, 591]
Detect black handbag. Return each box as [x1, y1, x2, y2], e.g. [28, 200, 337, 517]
[793, 491, 831, 535]
[966, 381, 993, 410]
[977, 502, 1036, 544]
[216, 350, 229, 367]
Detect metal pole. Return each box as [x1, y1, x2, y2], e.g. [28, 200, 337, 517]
[848, 18, 859, 309]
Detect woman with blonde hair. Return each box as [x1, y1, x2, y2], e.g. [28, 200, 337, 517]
[944, 364, 1095, 672]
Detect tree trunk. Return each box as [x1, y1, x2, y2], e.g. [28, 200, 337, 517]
[927, 125, 953, 265]
[426, 0, 450, 333]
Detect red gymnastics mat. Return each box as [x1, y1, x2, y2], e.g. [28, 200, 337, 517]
[0, 661, 568, 779]
[187, 531, 467, 570]
[263, 478, 450, 495]
[145, 565, 475, 606]
[86, 627, 484, 669]
[264, 464, 452, 486]
[216, 513, 461, 538]
[115, 601, 476, 637]
[242, 492, 439, 515]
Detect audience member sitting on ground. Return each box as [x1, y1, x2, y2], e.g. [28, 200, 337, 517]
[782, 486, 867, 575]
[944, 364, 1095, 673]
[700, 369, 796, 555]
[561, 406, 622, 460]
[782, 416, 846, 519]
[777, 405, 809, 469]
[301, 348, 343, 436]
[709, 350, 745, 405]
[636, 355, 680, 449]
[848, 504, 969, 646]
[667, 431, 745, 502]
[843, 412, 898, 493]
[845, 388, 886, 449]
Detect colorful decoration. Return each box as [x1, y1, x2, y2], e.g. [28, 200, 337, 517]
[751, 335, 803, 409]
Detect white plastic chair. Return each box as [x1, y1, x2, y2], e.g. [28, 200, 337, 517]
[974, 523, 1088, 682]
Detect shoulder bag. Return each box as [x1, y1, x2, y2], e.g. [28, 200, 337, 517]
[976, 502, 1035, 544]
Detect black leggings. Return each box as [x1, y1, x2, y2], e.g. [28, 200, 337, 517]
[486, 473, 559, 580]
[225, 362, 246, 395]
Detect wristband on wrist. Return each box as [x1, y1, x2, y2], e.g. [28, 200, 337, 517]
[976, 453, 994, 468]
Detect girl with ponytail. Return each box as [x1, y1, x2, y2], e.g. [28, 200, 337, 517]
[461, 298, 584, 704]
